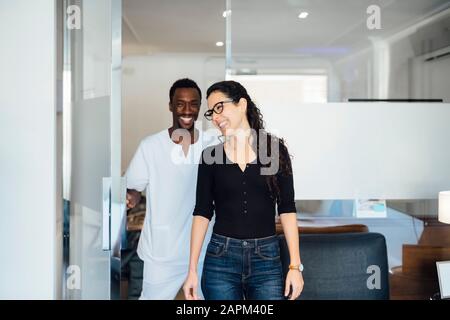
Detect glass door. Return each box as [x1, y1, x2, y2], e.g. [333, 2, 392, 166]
[62, 0, 125, 299]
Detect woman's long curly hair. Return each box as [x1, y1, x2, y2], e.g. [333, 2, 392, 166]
[206, 80, 292, 200]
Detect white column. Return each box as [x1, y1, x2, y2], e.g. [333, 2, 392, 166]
[0, 0, 60, 299]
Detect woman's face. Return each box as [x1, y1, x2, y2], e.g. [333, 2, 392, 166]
[207, 91, 247, 136]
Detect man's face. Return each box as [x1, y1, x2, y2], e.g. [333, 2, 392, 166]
[170, 88, 201, 130]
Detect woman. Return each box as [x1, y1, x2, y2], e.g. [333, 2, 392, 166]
[183, 81, 304, 300]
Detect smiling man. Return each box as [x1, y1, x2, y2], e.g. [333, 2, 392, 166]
[125, 78, 217, 300]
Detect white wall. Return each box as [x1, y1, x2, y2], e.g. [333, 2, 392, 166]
[122, 54, 225, 172]
[257, 102, 450, 200]
[411, 47, 450, 102]
[388, 35, 450, 103]
[0, 0, 59, 299]
[333, 11, 450, 103]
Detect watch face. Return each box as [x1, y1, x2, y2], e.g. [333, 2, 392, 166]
[300, 264, 304, 272]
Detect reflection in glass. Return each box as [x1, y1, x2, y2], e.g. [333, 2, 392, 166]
[227, 0, 450, 102]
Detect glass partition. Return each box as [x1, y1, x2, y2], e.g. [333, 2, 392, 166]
[63, 0, 124, 299]
[227, 0, 450, 102]
[228, 0, 450, 300]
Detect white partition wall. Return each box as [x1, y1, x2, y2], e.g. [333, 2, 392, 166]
[0, 0, 59, 299]
[229, 73, 450, 200]
[64, 0, 124, 300]
[258, 102, 450, 200]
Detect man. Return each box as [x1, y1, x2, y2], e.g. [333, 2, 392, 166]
[125, 78, 216, 299]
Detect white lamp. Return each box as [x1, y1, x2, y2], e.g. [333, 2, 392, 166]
[439, 191, 450, 224]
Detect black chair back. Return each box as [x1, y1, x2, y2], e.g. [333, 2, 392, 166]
[279, 232, 390, 300]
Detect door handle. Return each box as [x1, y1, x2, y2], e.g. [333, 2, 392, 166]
[110, 177, 127, 258]
[102, 177, 112, 251]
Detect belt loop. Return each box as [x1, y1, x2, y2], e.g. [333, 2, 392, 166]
[254, 238, 258, 254]
[225, 237, 230, 252]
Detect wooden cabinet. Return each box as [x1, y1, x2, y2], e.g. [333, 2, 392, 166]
[390, 224, 450, 300]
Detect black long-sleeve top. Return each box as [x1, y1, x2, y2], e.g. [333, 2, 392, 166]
[193, 143, 296, 239]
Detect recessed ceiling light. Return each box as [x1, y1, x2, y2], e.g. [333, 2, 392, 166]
[223, 10, 232, 18]
[216, 41, 224, 47]
[298, 12, 309, 19]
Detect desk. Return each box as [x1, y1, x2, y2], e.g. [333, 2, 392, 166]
[389, 228, 450, 300]
[275, 219, 368, 234]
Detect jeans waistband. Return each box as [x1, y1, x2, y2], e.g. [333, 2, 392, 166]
[211, 233, 278, 248]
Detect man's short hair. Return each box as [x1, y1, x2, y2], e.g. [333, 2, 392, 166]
[169, 78, 202, 103]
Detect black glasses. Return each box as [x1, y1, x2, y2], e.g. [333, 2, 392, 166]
[204, 100, 234, 120]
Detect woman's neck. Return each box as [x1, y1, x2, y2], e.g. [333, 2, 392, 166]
[226, 120, 253, 151]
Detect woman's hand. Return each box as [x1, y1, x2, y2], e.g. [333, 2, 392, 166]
[183, 271, 200, 300]
[284, 269, 304, 300]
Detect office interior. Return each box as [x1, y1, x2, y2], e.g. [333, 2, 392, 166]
[1, 0, 450, 300]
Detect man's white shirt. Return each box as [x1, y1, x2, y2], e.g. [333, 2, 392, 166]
[126, 127, 218, 265]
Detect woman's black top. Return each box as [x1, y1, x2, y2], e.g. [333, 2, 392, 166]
[193, 143, 296, 239]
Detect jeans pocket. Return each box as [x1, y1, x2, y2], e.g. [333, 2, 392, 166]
[206, 240, 225, 257]
[257, 242, 280, 260]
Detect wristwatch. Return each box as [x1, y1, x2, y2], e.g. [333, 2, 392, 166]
[289, 263, 304, 272]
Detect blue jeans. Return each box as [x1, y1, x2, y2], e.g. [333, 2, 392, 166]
[201, 233, 285, 300]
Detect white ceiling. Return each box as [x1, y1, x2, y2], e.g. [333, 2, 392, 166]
[123, 0, 450, 56]
[123, 0, 226, 55]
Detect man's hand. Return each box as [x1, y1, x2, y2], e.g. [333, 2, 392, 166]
[126, 189, 141, 209]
